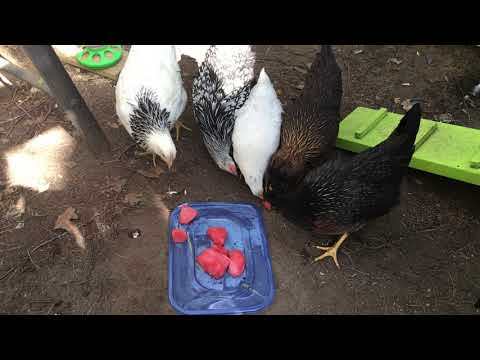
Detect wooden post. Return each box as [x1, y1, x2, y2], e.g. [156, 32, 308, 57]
[22, 45, 110, 156]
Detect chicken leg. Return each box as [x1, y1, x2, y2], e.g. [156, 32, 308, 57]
[136, 151, 157, 167]
[313, 232, 349, 269]
[175, 121, 192, 141]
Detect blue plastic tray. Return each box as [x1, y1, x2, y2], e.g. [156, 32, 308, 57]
[168, 202, 275, 315]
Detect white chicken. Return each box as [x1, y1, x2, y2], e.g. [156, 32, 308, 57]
[232, 68, 283, 198]
[115, 45, 188, 169]
[473, 83, 480, 96]
[175, 45, 210, 64]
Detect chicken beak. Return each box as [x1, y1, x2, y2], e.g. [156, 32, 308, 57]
[166, 156, 174, 171]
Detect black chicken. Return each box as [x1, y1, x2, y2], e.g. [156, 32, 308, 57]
[264, 44, 342, 194]
[264, 103, 422, 268]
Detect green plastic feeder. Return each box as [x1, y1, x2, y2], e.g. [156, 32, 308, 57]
[76, 45, 123, 70]
[336, 107, 480, 186]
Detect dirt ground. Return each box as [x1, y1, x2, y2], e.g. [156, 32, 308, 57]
[1, 45, 480, 315]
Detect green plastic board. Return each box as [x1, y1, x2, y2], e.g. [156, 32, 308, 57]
[336, 107, 480, 186]
[76, 45, 123, 70]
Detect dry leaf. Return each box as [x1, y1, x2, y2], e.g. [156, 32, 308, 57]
[353, 49, 364, 55]
[64, 161, 77, 169]
[401, 99, 413, 111]
[165, 188, 187, 198]
[294, 66, 308, 75]
[124, 192, 143, 206]
[105, 177, 127, 193]
[54, 207, 85, 250]
[6, 195, 26, 219]
[438, 113, 454, 123]
[92, 208, 110, 234]
[136, 167, 165, 179]
[295, 83, 304, 90]
[387, 58, 403, 65]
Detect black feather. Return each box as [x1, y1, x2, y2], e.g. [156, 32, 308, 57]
[268, 104, 422, 236]
[192, 45, 255, 161]
[129, 87, 171, 148]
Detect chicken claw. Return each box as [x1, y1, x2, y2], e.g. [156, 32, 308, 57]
[137, 151, 157, 167]
[175, 121, 192, 141]
[313, 233, 349, 269]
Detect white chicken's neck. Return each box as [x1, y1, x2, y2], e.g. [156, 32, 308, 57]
[127, 45, 178, 70]
[145, 130, 175, 155]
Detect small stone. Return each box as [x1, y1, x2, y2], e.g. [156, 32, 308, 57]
[129, 229, 142, 239]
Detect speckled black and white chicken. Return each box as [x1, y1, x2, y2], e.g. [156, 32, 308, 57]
[264, 45, 342, 194]
[264, 104, 422, 268]
[232, 68, 283, 198]
[192, 45, 256, 176]
[115, 45, 188, 169]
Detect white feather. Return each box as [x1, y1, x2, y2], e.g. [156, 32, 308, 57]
[473, 83, 480, 96]
[115, 45, 187, 136]
[232, 68, 283, 197]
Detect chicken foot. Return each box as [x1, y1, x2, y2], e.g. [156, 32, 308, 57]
[136, 151, 158, 167]
[313, 232, 349, 269]
[175, 121, 192, 141]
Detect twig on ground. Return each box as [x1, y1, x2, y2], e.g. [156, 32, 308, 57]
[0, 97, 48, 125]
[30, 102, 53, 138]
[27, 248, 40, 270]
